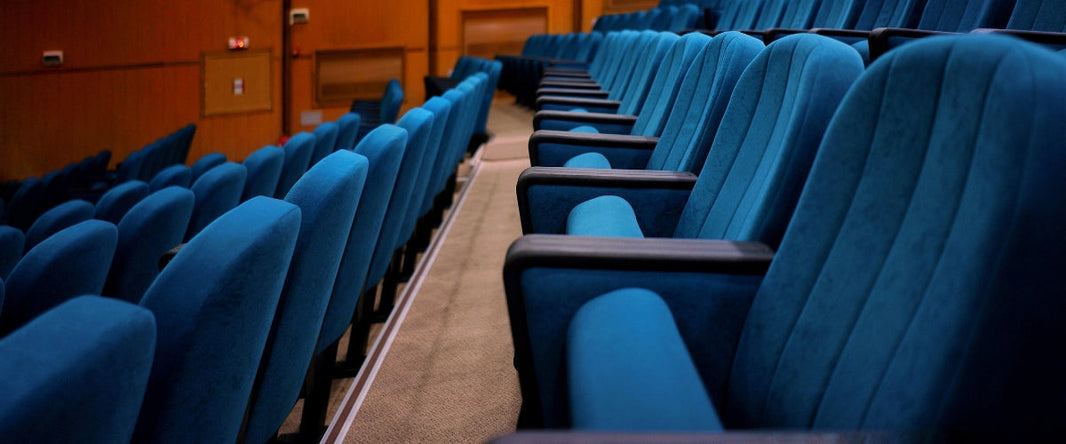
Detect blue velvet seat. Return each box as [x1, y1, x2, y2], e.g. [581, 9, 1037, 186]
[241, 145, 284, 201]
[94, 180, 150, 224]
[189, 151, 227, 183]
[534, 32, 711, 136]
[335, 112, 362, 152]
[148, 164, 192, 192]
[4, 177, 44, 231]
[105, 186, 195, 303]
[504, 34, 1066, 434]
[133, 196, 300, 443]
[0, 226, 24, 280]
[0, 220, 117, 336]
[274, 132, 315, 199]
[529, 32, 763, 174]
[0, 296, 155, 443]
[242, 150, 368, 443]
[185, 162, 247, 241]
[301, 124, 407, 435]
[353, 79, 405, 143]
[399, 96, 455, 273]
[347, 108, 436, 357]
[23, 199, 95, 253]
[310, 121, 339, 167]
[554, 34, 863, 249]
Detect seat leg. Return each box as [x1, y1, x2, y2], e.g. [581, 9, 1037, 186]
[299, 343, 336, 440]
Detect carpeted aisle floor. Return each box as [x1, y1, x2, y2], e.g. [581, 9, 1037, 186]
[325, 99, 532, 443]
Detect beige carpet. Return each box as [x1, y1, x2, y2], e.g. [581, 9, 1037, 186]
[323, 99, 531, 443]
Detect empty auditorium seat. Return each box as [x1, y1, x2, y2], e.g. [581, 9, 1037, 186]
[23, 199, 95, 253]
[0, 220, 117, 336]
[105, 186, 195, 304]
[148, 164, 192, 192]
[242, 150, 368, 443]
[94, 180, 150, 225]
[504, 34, 1066, 434]
[133, 196, 300, 443]
[310, 121, 340, 167]
[241, 145, 284, 202]
[0, 226, 24, 279]
[189, 152, 227, 183]
[274, 132, 315, 199]
[185, 162, 247, 241]
[0, 296, 155, 443]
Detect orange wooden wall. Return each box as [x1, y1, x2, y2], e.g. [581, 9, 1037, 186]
[0, 0, 657, 181]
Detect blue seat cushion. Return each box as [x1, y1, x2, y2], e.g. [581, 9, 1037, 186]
[562, 152, 613, 170]
[566, 195, 644, 238]
[568, 288, 723, 431]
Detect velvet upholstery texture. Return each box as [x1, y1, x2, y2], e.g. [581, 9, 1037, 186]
[335, 112, 362, 151]
[184, 162, 247, 241]
[317, 124, 407, 354]
[310, 121, 340, 167]
[559, 35, 1066, 434]
[95, 180, 150, 224]
[23, 199, 95, 253]
[148, 164, 192, 192]
[0, 220, 117, 336]
[105, 186, 195, 304]
[243, 150, 368, 444]
[364, 108, 435, 291]
[4, 177, 43, 231]
[275, 132, 316, 199]
[0, 225, 24, 279]
[1005, 0, 1066, 31]
[241, 145, 285, 201]
[189, 152, 226, 183]
[403, 97, 452, 242]
[133, 196, 301, 443]
[0, 296, 156, 443]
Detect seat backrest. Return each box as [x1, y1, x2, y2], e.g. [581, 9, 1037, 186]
[4, 178, 43, 231]
[242, 145, 285, 201]
[809, 0, 864, 29]
[774, 0, 826, 29]
[115, 149, 146, 183]
[148, 164, 192, 192]
[604, 31, 661, 99]
[380, 79, 405, 124]
[365, 108, 435, 292]
[631, 32, 713, 138]
[1005, 0, 1066, 31]
[106, 186, 195, 303]
[407, 97, 453, 241]
[317, 124, 407, 354]
[669, 4, 703, 31]
[673, 34, 863, 247]
[242, 150, 368, 444]
[617, 32, 681, 117]
[845, 0, 920, 29]
[185, 162, 247, 241]
[644, 32, 764, 174]
[275, 132, 316, 198]
[95, 180, 150, 224]
[335, 112, 362, 151]
[914, 0, 1013, 31]
[189, 151, 227, 183]
[0, 296, 155, 443]
[134, 196, 300, 443]
[473, 59, 503, 136]
[752, 0, 791, 30]
[726, 35, 1066, 432]
[310, 121, 340, 167]
[24, 199, 95, 253]
[719, 0, 767, 30]
[0, 226, 24, 280]
[0, 219, 117, 336]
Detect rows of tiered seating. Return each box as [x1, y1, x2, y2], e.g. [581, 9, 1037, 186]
[0, 58, 500, 442]
[498, 2, 1066, 438]
[593, 2, 707, 33]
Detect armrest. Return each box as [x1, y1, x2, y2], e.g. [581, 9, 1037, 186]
[517, 167, 696, 236]
[536, 97, 621, 114]
[538, 80, 601, 90]
[528, 130, 657, 168]
[504, 234, 772, 428]
[533, 110, 637, 133]
[809, 28, 872, 46]
[972, 28, 1066, 48]
[535, 88, 610, 99]
[869, 28, 952, 62]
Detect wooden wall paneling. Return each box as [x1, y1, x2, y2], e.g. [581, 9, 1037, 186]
[462, 8, 548, 61]
[0, 0, 286, 180]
